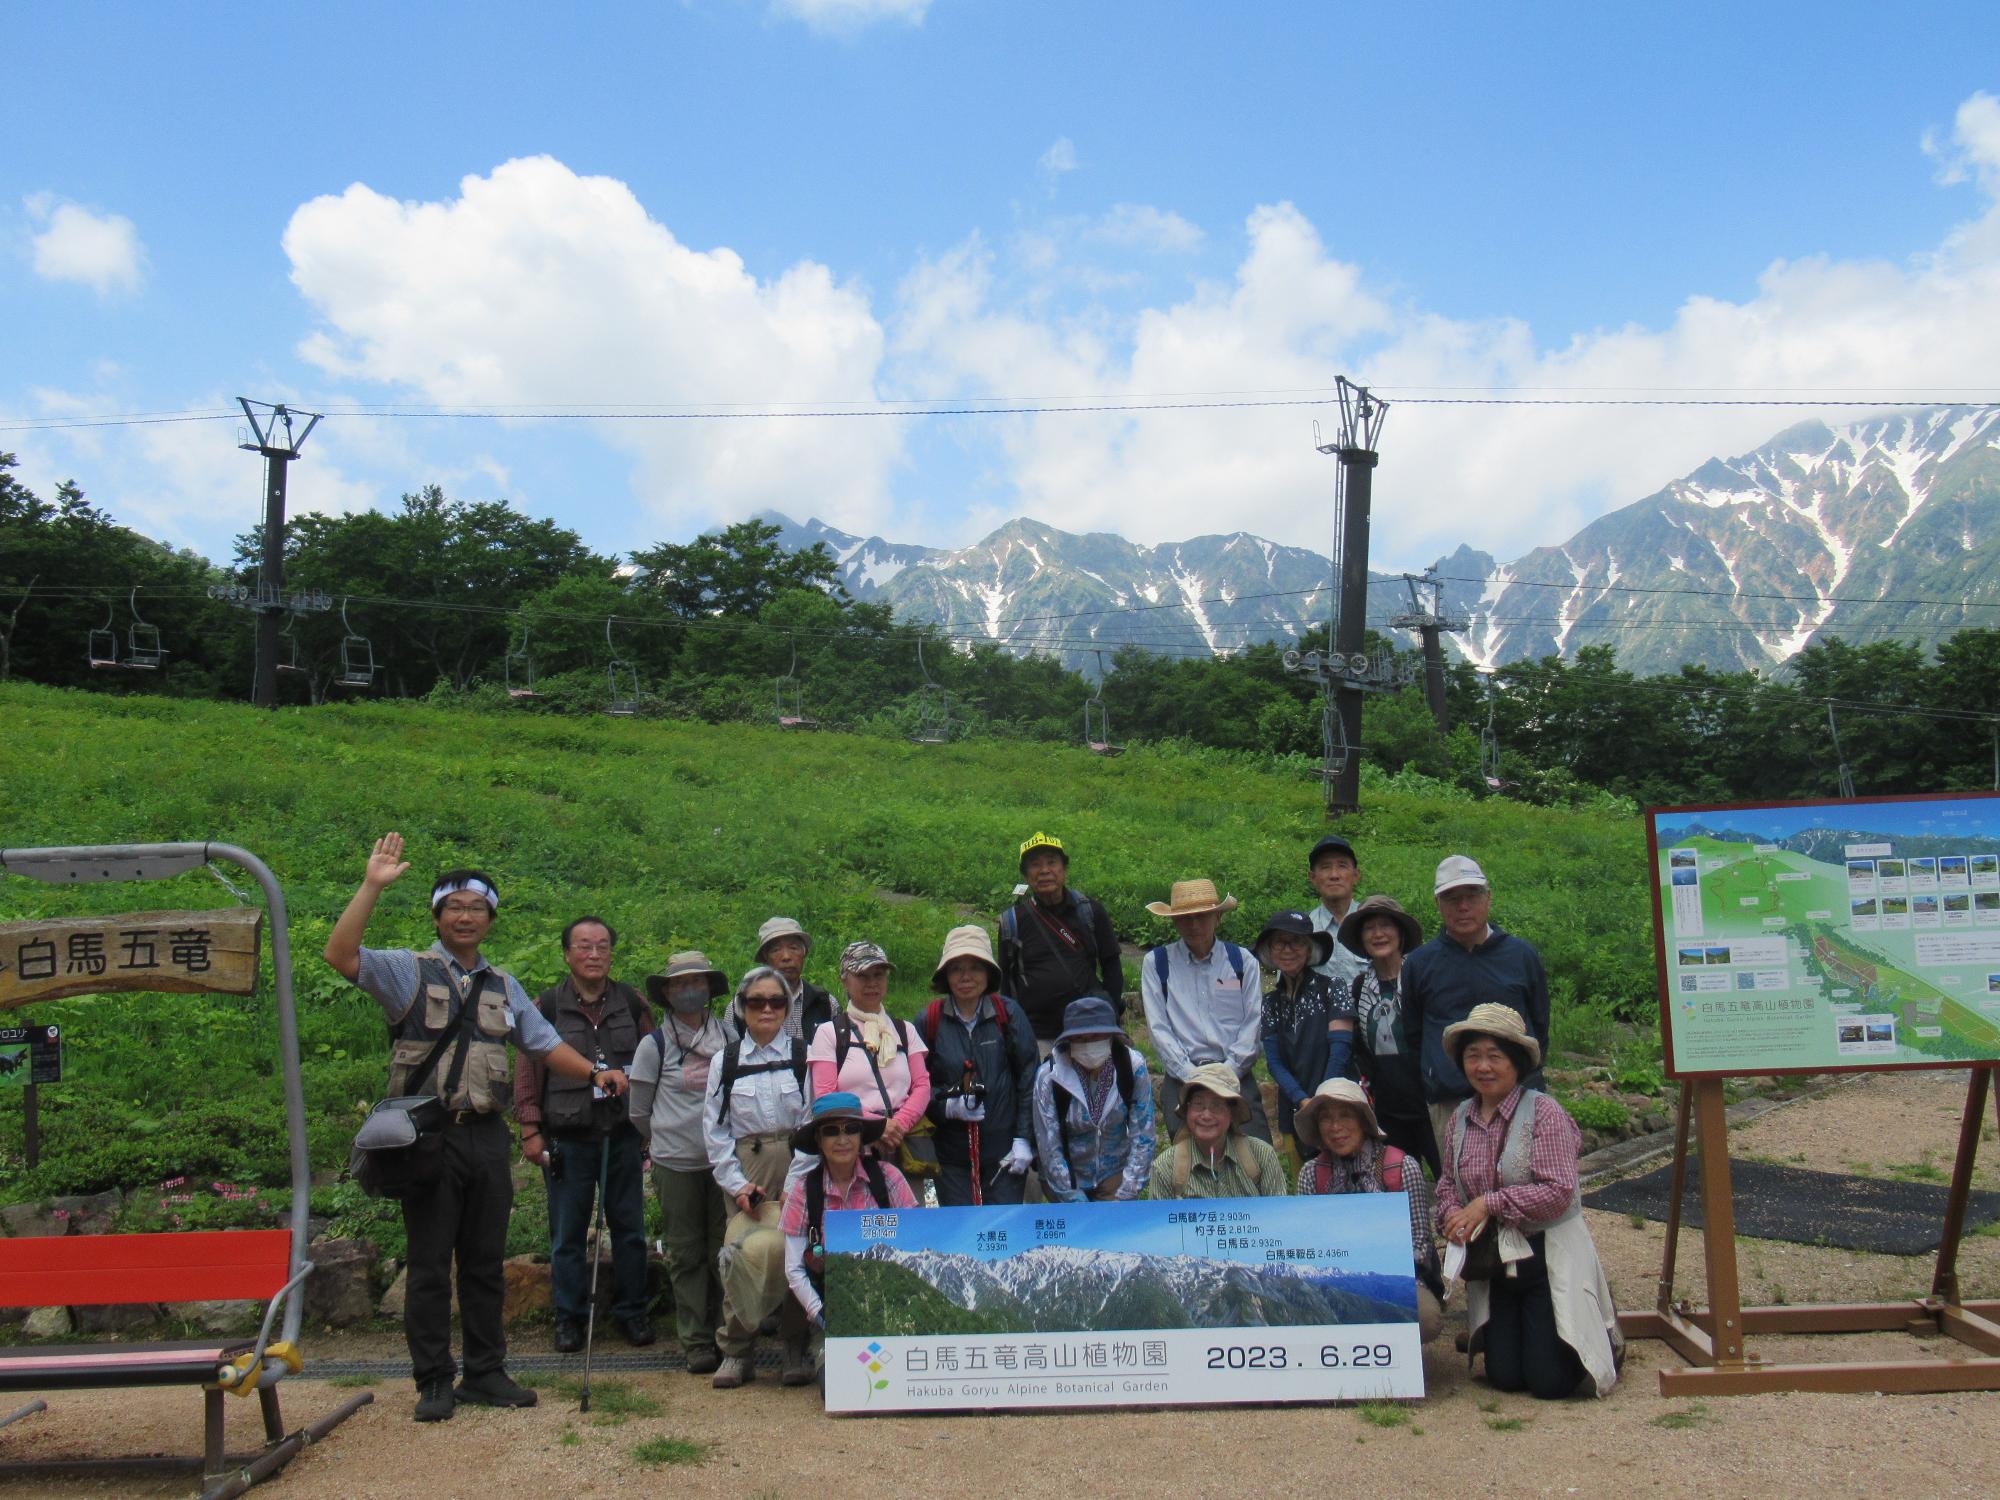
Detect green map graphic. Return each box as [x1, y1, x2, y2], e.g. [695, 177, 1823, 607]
[1653, 805, 2000, 1076]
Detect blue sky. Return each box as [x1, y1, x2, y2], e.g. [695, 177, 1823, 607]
[8, 2, 2000, 570]
[826, 1195, 1410, 1276]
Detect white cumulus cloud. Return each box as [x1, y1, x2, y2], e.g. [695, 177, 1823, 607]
[1088, 204, 1203, 254]
[1038, 137, 1079, 181]
[768, 0, 930, 33]
[283, 156, 901, 537]
[24, 194, 146, 294]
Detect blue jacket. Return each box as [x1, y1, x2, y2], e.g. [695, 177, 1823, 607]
[1029, 1046, 1156, 1201]
[1400, 924, 1550, 1104]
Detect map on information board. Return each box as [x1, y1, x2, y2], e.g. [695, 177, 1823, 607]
[1648, 792, 2000, 1077]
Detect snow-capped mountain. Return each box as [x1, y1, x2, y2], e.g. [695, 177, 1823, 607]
[760, 405, 2000, 675]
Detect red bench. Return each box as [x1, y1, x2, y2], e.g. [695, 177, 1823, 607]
[0, 1228, 366, 1494]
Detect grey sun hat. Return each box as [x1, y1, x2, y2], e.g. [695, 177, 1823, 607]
[1177, 1061, 1251, 1128]
[1055, 995, 1122, 1046]
[1294, 1077, 1386, 1157]
[1336, 894, 1424, 957]
[644, 949, 728, 1011]
[755, 916, 812, 961]
[1442, 1002, 1542, 1069]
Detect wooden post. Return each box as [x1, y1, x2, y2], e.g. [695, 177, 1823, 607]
[1693, 1078, 1747, 1370]
[1932, 1065, 1993, 1305]
[1655, 1079, 1693, 1317]
[22, 1083, 37, 1172]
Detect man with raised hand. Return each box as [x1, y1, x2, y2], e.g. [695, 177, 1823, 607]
[1400, 854, 1551, 1150]
[514, 916, 654, 1355]
[998, 832, 1127, 1057]
[325, 832, 628, 1424]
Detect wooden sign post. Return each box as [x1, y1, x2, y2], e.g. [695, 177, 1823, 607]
[1627, 793, 2000, 1395]
[0, 908, 263, 1009]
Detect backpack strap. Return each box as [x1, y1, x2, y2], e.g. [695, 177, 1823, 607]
[1221, 941, 1246, 986]
[1151, 946, 1170, 991]
[863, 1156, 892, 1209]
[1112, 1039, 1135, 1110]
[919, 998, 944, 1048]
[1172, 1137, 1192, 1194]
[717, 1035, 744, 1125]
[1232, 1134, 1259, 1182]
[1313, 1155, 1332, 1194]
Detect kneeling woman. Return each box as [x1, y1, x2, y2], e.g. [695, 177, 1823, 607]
[781, 1093, 921, 1360]
[1294, 1077, 1445, 1343]
[1435, 1003, 1622, 1398]
[1146, 1062, 1289, 1199]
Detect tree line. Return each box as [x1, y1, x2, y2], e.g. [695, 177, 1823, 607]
[6, 452, 1995, 808]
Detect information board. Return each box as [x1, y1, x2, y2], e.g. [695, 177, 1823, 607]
[822, 1194, 1422, 1412]
[1649, 792, 2000, 1076]
[0, 1023, 61, 1085]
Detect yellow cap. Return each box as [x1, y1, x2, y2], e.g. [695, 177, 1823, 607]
[1019, 832, 1066, 861]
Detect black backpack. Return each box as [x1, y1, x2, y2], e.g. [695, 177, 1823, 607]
[714, 1034, 809, 1126]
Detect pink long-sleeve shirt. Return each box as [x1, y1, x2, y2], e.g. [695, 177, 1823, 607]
[806, 1013, 931, 1133]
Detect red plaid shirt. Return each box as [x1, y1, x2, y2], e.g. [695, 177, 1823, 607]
[1434, 1087, 1579, 1230]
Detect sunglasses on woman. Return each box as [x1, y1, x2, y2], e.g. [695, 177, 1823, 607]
[818, 1122, 864, 1138]
[743, 995, 787, 1011]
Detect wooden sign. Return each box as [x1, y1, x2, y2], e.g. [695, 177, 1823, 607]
[0, 909, 264, 1009]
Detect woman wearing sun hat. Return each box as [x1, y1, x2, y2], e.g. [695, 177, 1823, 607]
[1254, 909, 1355, 1150]
[1295, 1077, 1445, 1342]
[919, 925, 1040, 1207]
[1030, 995, 1156, 1201]
[806, 941, 931, 1163]
[1435, 1003, 1621, 1398]
[1146, 1062, 1288, 1199]
[1337, 894, 1438, 1176]
[1140, 877, 1270, 1142]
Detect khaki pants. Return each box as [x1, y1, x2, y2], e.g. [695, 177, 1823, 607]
[716, 1133, 792, 1358]
[1417, 1285, 1446, 1344]
[1429, 1101, 1462, 1163]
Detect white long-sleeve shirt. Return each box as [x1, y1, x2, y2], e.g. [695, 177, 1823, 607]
[1139, 939, 1263, 1081]
[701, 1034, 813, 1198]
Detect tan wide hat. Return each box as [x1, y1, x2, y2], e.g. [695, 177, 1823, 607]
[755, 916, 811, 961]
[1294, 1077, 1386, 1156]
[1177, 1061, 1251, 1127]
[1336, 893, 1423, 957]
[1145, 878, 1240, 919]
[644, 950, 729, 1011]
[1442, 1001, 1542, 1069]
[930, 924, 1003, 993]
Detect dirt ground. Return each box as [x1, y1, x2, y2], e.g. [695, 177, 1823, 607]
[6, 1068, 2000, 1500]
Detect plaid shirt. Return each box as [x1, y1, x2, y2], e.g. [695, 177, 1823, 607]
[1296, 1142, 1440, 1288]
[1434, 1087, 1579, 1229]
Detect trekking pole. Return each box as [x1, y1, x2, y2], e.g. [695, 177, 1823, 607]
[963, 1060, 983, 1207]
[578, 1133, 611, 1414]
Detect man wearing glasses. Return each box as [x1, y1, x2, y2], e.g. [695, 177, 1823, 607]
[514, 916, 655, 1355]
[325, 833, 628, 1423]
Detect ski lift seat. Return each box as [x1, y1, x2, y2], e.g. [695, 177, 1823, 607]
[334, 636, 374, 689]
[124, 624, 163, 670]
[87, 629, 121, 669]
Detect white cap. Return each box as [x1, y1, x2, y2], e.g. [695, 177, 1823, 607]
[1434, 854, 1489, 895]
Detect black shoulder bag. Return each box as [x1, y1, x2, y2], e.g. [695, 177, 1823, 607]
[348, 999, 477, 1200]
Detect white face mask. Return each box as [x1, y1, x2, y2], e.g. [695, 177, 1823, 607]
[668, 983, 710, 1016]
[1070, 1040, 1113, 1071]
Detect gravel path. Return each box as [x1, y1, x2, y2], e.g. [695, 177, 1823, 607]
[6, 1069, 1999, 1499]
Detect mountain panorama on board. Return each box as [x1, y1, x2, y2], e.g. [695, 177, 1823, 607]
[760, 404, 2000, 677]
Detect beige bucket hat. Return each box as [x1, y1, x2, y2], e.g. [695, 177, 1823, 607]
[1177, 1061, 1251, 1127]
[1442, 1001, 1542, 1069]
[1294, 1077, 1386, 1156]
[930, 924, 1002, 993]
[1145, 878, 1239, 919]
[644, 950, 728, 1011]
[755, 916, 812, 961]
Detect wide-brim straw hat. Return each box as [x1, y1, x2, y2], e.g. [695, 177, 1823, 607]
[755, 916, 812, 961]
[1146, 878, 1239, 919]
[1177, 1062, 1252, 1127]
[1336, 894, 1424, 957]
[1294, 1077, 1386, 1156]
[1442, 1002, 1542, 1069]
[930, 924, 1003, 993]
[790, 1091, 887, 1154]
[645, 950, 728, 1010]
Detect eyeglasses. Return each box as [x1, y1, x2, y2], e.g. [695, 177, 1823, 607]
[439, 902, 490, 916]
[817, 1122, 865, 1138]
[567, 941, 613, 954]
[743, 995, 787, 1011]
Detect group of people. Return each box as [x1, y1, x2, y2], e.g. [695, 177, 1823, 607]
[325, 827, 1621, 1424]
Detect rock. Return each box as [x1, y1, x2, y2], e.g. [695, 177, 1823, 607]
[503, 1256, 551, 1323]
[166, 1299, 261, 1335]
[73, 1302, 165, 1334]
[1, 1202, 68, 1238]
[48, 1190, 123, 1236]
[1641, 1111, 1671, 1134]
[378, 1266, 409, 1321]
[24, 1306, 71, 1338]
[303, 1237, 377, 1328]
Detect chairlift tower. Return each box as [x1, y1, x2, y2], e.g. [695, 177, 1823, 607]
[237, 399, 323, 709]
[1285, 378, 1390, 817]
[1389, 568, 1467, 733]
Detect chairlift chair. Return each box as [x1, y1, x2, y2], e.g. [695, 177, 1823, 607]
[86, 601, 120, 670]
[604, 618, 640, 717]
[1083, 649, 1122, 755]
[275, 615, 305, 675]
[504, 623, 539, 699]
[333, 598, 376, 690]
[775, 637, 818, 730]
[123, 587, 163, 670]
[910, 637, 952, 744]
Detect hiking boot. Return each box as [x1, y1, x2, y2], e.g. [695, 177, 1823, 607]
[553, 1317, 584, 1354]
[413, 1378, 455, 1423]
[712, 1354, 753, 1389]
[619, 1314, 656, 1347]
[781, 1339, 816, 1386]
[455, 1369, 538, 1408]
[684, 1342, 722, 1375]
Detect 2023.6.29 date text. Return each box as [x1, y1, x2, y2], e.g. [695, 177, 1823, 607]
[1204, 1344, 1396, 1371]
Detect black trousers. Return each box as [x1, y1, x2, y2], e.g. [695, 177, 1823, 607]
[1481, 1235, 1588, 1400]
[402, 1112, 512, 1386]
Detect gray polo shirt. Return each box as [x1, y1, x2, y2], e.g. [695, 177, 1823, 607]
[354, 941, 562, 1056]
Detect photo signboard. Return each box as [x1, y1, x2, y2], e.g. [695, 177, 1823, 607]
[822, 1194, 1423, 1412]
[1648, 791, 2000, 1077]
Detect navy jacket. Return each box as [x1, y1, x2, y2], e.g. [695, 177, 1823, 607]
[1400, 924, 1550, 1104]
[920, 994, 1040, 1167]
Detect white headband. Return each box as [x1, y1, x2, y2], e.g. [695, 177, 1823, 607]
[432, 878, 499, 911]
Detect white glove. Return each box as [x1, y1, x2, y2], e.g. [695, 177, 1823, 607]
[1002, 1139, 1035, 1175]
[944, 1095, 987, 1123]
